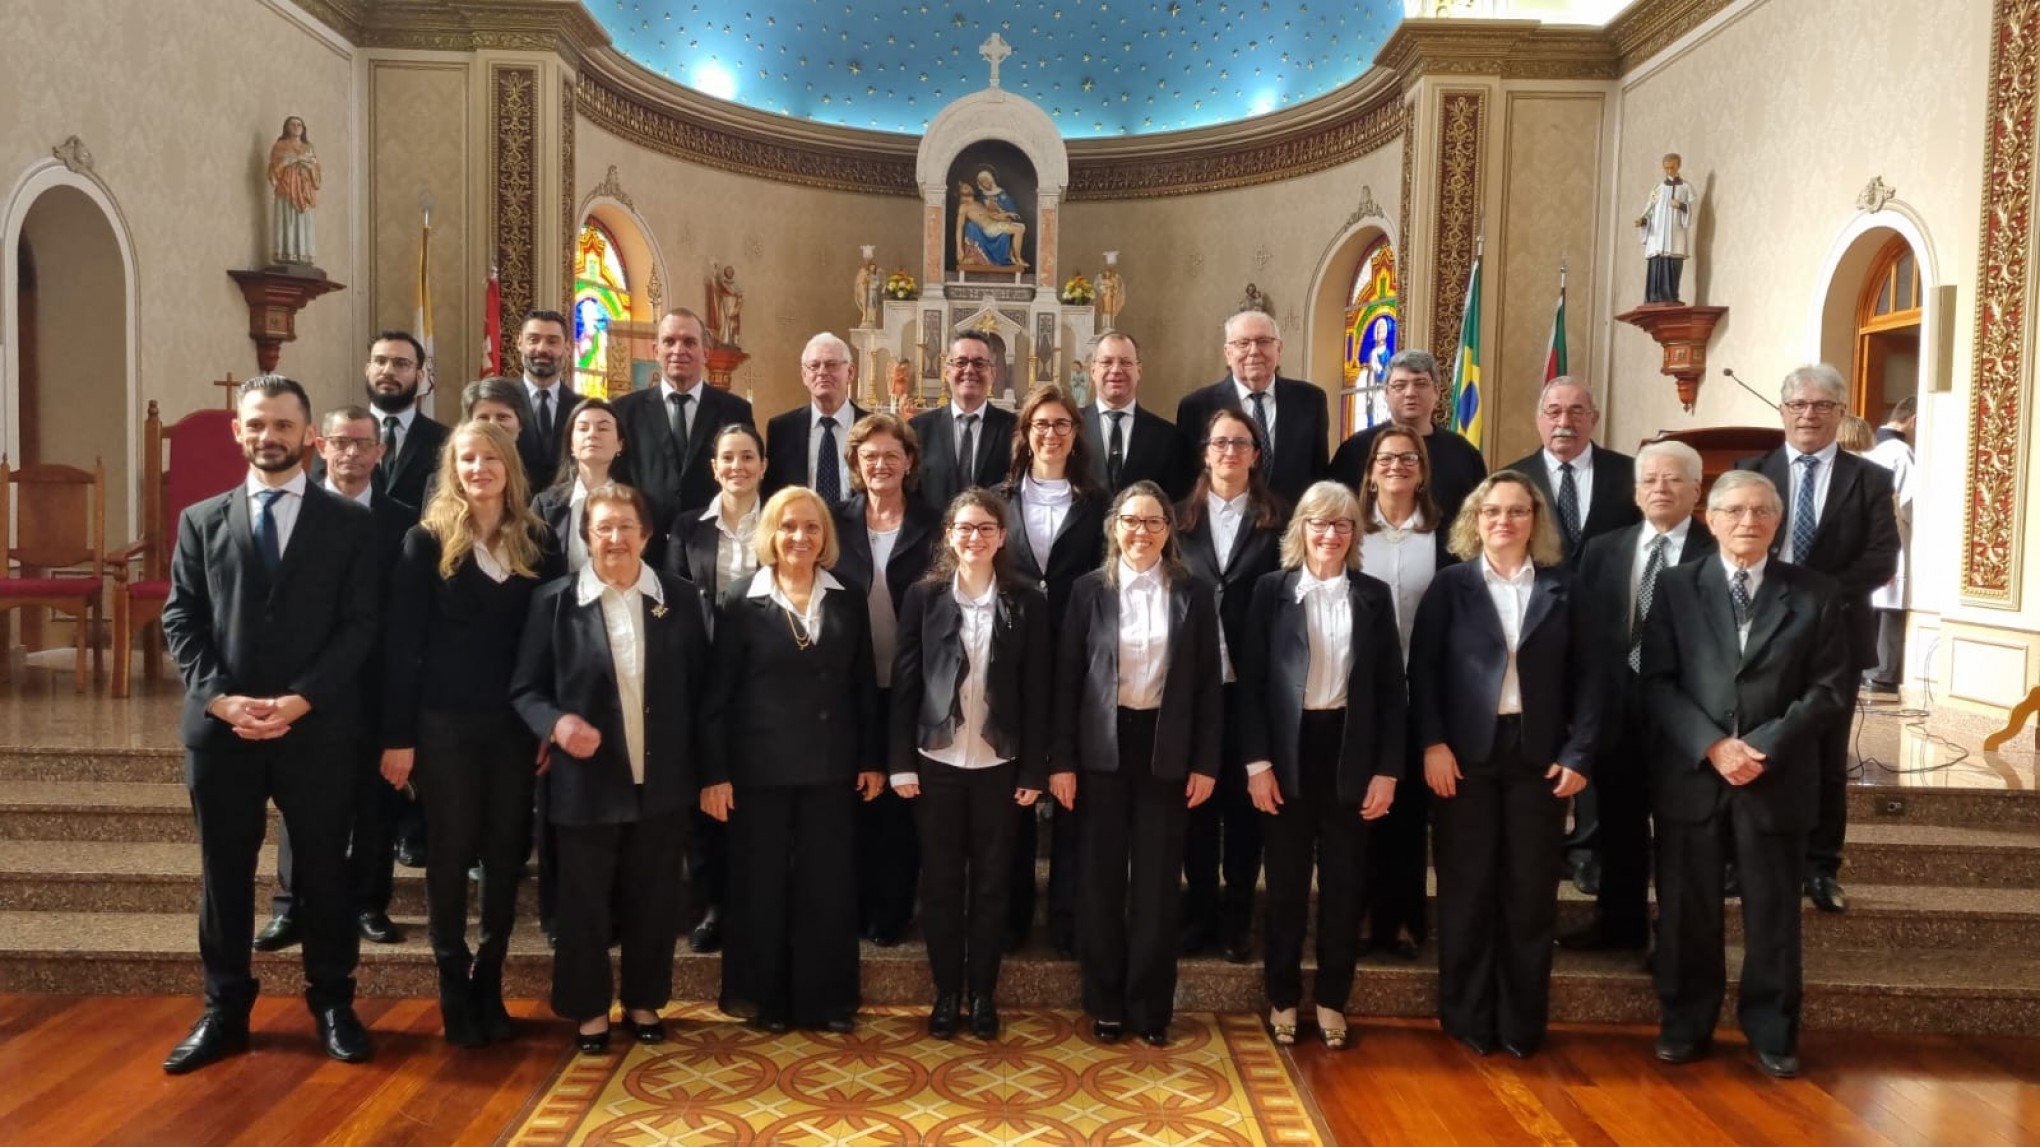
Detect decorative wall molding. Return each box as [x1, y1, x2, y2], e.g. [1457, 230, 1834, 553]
[1606, 0, 1739, 73]
[490, 64, 537, 334]
[1962, 0, 2039, 605]
[1429, 89, 1487, 376]
[1376, 21, 1620, 88]
[319, 0, 608, 66]
[588, 163, 633, 212]
[1067, 94, 1406, 200]
[1857, 175, 1898, 213]
[50, 135, 95, 175]
[560, 75, 576, 313]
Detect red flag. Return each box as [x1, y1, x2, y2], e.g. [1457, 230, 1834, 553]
[1543, 264, 1568, 383]
[479, 266, 502, 378]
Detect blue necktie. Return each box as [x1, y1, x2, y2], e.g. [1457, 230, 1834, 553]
[254, 489, 284, 575]
[1791, 454, 1820, 562]
[1730, 567, 1752, 630]
[816, 417, 842, 503]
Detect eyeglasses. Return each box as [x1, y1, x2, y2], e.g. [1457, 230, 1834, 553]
[1305, 518, 1356, 537]
[1116, 515, 1170, 534]
[1373, 451, 1421, 468]
[950, 522, 1002, 538]
[949, 356, 994, 371]
[802, 360, 849, 374]
[1225, 336, 1279, 351]
[1711, 504, 1781, 521]
[590, 521, 644, 539]
[1782, 400, 1842, 416]
[368, 355, 417, 370]
[1385, 379, 1436, 394]
[1029, 418, 1076, 436]
[1478, 506, 1534, 521]
[324, 437, 380, 454]
[1207, 436, 1257, 454]
[1093, 357, 1139, 370]
[857, 450, 907, 468]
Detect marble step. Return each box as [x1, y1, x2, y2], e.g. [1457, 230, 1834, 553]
[0, 910, 2034, 1037]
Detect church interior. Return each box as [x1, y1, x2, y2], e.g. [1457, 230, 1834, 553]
[2, 0, 2039, 1141]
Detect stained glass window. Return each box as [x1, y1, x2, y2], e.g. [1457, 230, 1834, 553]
[1340, 238, 1399, 436]
[573, 220, 630, 399]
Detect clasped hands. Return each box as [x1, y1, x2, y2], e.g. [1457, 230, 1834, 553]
[1705, 737, 1767, 786]
[208, 693, 310, 742]
[1423, 744, 1586, 800]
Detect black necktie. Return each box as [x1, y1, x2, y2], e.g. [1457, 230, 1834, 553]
[1629, 535, 1667, 672]
[958, 413, 979, 479]
[535, 388, 554, 451]
[669, 392, 693, 470]
[1105, 411, 1126, 488]
[378, 415, 399, 482]
[1556, 461, 1582, 549]
[816, 416, 842, 503]
[1248, 391, 1271, 475]
[1730, 567, 1753, 630]
[254, 489, 284, 575]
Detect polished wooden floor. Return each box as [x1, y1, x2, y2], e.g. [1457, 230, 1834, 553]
[1, 995, 2035, 1146]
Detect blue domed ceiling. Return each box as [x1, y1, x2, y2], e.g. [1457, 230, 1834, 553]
[591, 1, 1407, 138]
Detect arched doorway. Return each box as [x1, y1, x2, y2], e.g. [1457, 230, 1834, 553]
[1852, 235, 1921, 419]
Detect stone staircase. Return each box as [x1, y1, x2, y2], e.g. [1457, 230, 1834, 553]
[2, 742, 2038, 1034]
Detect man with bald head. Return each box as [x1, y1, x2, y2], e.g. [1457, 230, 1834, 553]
[763, 331, 869, 502]
[1175, 310, 1329, 505]
[1502, 377, 1640, 566]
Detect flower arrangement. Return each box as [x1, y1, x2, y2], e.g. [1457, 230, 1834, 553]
[884, 269, 919, 300]
[1059, 271, 1095, 305]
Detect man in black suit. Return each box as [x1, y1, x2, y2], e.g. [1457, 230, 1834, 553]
[613, 308, 755, 527]
[516, 310, 573, 490]
[1502, 377, 1641, 566]
[1559, 441, 1715, 953]
[1175, 310, 1329, 506]
[763, 331, 868, 502]
[1734, 364, 1899, 913]
[159, 376, 381, 1074]
[1329, 349, 1486, 526]
[257, 407, 421, 954]
[1082, 330, 1188, 499]
[338, 331, 449, 509]
[911, 332, 1017, 512]
[1641, 469, 1852, 1078]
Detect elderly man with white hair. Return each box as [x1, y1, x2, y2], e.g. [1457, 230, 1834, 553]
[1559, 440, 1716, 955]
[1175, 310, 1330, 506]
[1733, 365, 1898, 914]
[763, 331, 869, 503]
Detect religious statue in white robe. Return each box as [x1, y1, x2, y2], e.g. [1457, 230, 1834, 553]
[1636, 152, 1696, 303]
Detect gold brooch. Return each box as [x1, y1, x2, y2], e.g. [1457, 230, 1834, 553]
[651, 603, 669, 619]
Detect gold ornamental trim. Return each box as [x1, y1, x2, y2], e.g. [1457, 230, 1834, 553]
[561, 75, 577, 313]
[1962, 0, 2040, 604]
[1376, 20, 1619, 88]
[492, 64, 538, 333]
[1607, 0, 1737, 73]
[1429, 89, 1486, 380]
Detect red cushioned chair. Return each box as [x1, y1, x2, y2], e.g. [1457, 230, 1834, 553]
[108, 401, 243, 697]
[0, 457, 108, 692]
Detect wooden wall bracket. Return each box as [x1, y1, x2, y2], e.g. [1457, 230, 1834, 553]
[227, 268, 346, 374]
[1615, 302, 1728, 412]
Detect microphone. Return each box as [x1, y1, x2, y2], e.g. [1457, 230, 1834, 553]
[1723, 368, 1779, 411]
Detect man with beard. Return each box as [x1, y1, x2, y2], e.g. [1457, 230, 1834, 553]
[517, 310, 574, 490]
[161, 376, 380, 1074]
[357, 331, 447, 509]
[613, 309, 755, 530]
[256, 407, 421, 954]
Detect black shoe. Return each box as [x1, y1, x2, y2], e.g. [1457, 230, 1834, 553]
[1500, 1038, 1538, 1059]
[1093, 1019, 1125, 1044]
[1221, 934, 1254, 964]
[867, 928, 904, 949]
[624, 1015, 667, 1044]
[357, 911, 404, 944]
[1142, 1027, 1171, 1048]
[1454, 1032, 1493, 1056]
[928, 994, 961, 1040]
[1049, 920, 1077, 960]
[750, 1013, 791, 1035]
[576, 1024, 611, 1054]
[395, 839, 425, 868]
[1570, 854, 1602, 897]
[543, 922, 559, 951]
[1557, 919, 1648, 952]
[251, 913, 299, 952]
[1806, 874, 1847, 913]
[1179, 919, 1217, 956]
[315, 1006, 373, 1064]
[970, 997, 1001, 1040]
[436, 961, 486, 1048]
[823, 1016, 856, 1035]
[470, 962, 514, 1043]
[163, 1011, 249, 1074]
[1754, 1050, 1801, 1078]
[688, 908, 721, 954]
[1655, 1037, 1709, 1064]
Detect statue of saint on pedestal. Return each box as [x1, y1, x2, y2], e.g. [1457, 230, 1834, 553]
[707, 261, 745, 348]
[1636, 152, 1698, 304]
[1097, 265, 1125, 328]
[267, 116, 321, 266]
[855, 251, 881, 328]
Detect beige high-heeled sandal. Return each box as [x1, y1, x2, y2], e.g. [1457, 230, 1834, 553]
[1317, 1006, 1350, 1051]
[1268, 1007, 1298, 1045]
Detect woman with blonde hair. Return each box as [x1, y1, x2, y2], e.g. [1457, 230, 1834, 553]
[379, 419, 560, 1046]
[1409, 470, 1600, 1059]
[699, 486, 885, 1034]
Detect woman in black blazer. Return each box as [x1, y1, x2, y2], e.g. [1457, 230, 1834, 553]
[1238, 481, 1405, 1050]
[833, 413, 939, 947]
[1175, 408, 1286, 962]
[699, 486, 885, 1033]
[1355, 426, 1457, 960]
[510, 484, 711, 1053]
[378, 420, 559, 1047]
[889, 488, 1051, 1040]
[1409, 471, 1599, 1059]
[1053, 481, 1223, 1046]
[531, 397, 632, 573]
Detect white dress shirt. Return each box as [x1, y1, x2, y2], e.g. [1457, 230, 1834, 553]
[1544, 442, 1595, 524]
[1359, 507, 1436, 662]
[1019, 476, 1072, 570]
[866, 525, 900, 688]
[1783, 441, 1839, 562]
[244, 471, 307, 555]
[894, 576, 1009, 787]
[1298, 569, 1353, 710]
[1116, 561, 1171, 709]
[1098, 399, 1139, 456]
[1722, 553, 1768, 653]
[322, 478, 374, 508]
[1233, 378, 1276, 442]
[565, 478, 591, 572]
[808, 402, 854, 495]
[1630, 517, 1693, 617]
[376, 404, 418, 461]
[705, 500, 760, 596]
[524, 378, 568, 434]
[950, 399, 990, 472]
[471, 540, 512, 584]
[746, 565, 841, 646]
[1207, 489, 1250, 682]
[1482, 557, 1536, 715]
[662, 378, 709, 444]
[575, 561, 663, 784]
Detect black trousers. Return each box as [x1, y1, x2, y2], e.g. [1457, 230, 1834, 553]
[1593, 698, 1655, 938]
[916, 757, 1020, 1000]
[1079, 709, 1190, 1033]
[1655, 796, 1805, 1056]
[1433, 717, 1567, 1047]
[1184, 682, 1263, 943]
[1807, 686, 1857, 878]
[721, 782, 860, 1027]
[413, 709, 535, 967]
[1365, 735, 1430, 945]
[187, 725, 358, 1014]
[1645, 255, 1686, 303]
[551, 806, 689, 1023]
[689, 810, 727, 921]
[272, 736, 401, 918]
[1008, 793, 1082, 945]
[1262, 711, 1367, 1011]
[858, 692, 920, 937]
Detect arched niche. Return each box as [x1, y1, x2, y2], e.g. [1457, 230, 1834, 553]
[916, 88, 1069, 293]
[1306, 210, 1399, 437]
[1808, 200, 1944, 395]
[2, 159, 139, 538]
[573, 177, 669, 396]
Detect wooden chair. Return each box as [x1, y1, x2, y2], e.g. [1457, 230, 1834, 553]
[0, 457, 107, 692]
[108, 401, 242, 697]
